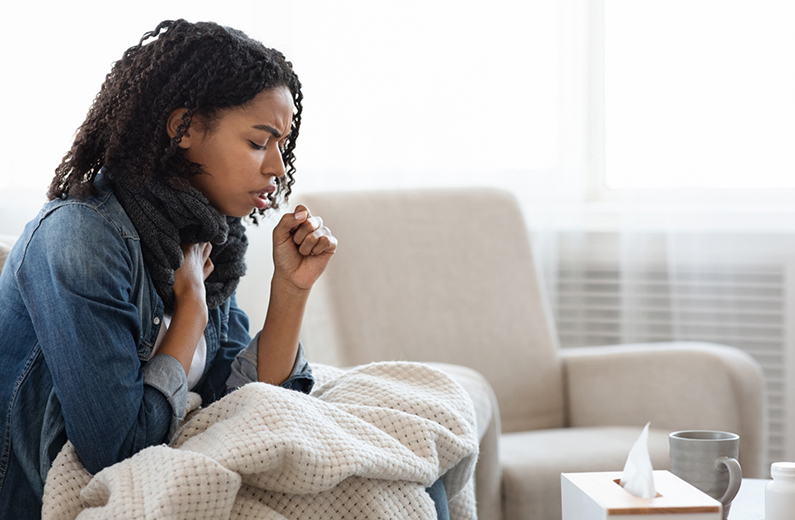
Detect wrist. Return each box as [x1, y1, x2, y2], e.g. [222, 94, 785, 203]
[173, 293, 208, 325]
[270, 273, 312, 299]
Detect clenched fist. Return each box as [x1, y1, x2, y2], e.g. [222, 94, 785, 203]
[271, 205, 337, 292]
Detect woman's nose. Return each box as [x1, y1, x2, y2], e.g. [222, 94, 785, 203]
[262, 147, 286, 178]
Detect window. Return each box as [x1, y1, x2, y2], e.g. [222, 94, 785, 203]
[600, 0, 795, 192]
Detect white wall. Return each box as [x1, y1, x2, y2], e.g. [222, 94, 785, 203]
[0, 0, 577, 225]
[1, 0, 585, 323]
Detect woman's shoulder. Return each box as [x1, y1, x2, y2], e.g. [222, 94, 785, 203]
[39, 176, 138, 241]
[11, 177, 141, 272]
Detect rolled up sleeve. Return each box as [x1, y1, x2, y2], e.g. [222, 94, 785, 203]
[226, 332, 314, 395]
[141, 353, 188, 438]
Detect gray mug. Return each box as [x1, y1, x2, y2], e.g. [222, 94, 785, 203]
[669, 430, 742, 520]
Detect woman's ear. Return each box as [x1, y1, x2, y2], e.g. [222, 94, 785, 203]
[166, 108, 194, 149]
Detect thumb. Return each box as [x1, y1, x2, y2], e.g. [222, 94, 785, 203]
[293, 204, 309, 223]
[273, 204, 309, 241]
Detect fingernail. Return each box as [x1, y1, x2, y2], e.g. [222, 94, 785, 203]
[294, 211, 307, 221]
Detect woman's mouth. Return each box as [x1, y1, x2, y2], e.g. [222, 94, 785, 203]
[251, 190, 271, 210]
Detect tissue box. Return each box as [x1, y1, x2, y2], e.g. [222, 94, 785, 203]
[561, 470, 722, 519]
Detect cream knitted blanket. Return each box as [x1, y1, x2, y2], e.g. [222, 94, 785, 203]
[42, 362, 479, 520]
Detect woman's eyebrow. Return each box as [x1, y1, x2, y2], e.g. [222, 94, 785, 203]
[252, 124, 291, 139]
[252, 124, 280, 138]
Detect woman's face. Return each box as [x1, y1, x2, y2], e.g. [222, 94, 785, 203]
[179, 86, 295, 217]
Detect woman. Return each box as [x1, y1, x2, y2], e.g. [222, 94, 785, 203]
[0, 20, 339, 516]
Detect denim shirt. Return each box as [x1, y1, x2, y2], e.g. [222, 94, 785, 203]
[0, 176, 314, 518]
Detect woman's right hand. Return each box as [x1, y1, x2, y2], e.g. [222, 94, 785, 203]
[159, 242, 213, 375]
[173, 242, 213, 312]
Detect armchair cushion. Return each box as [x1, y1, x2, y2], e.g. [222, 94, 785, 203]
[500, 426, 671, 520]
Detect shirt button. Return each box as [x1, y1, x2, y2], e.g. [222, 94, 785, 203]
[153, 317, 161, 325]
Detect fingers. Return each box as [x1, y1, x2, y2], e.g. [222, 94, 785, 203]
[181, 242, 212, 257]
[198, 242, 214, 279]
[291, 214, 322, 245]
[298, 227, 338, 256]
[182, 242, 213, 263]
[293, 204, 309, 224]
[294, 216, 337, 256]
[203, 256, 214, 280]
[180, 242, 214, 280]
[274, 204, 310, 241]
[173, 242, 213, 303]
[274, 205, 337, 257]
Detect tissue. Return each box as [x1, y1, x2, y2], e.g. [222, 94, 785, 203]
[619, 422, 656, 499]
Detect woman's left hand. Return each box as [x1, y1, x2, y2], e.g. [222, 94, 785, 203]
[271, 204, 337, 292]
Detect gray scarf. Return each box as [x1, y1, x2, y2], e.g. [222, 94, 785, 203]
[113, 177, 247, 313]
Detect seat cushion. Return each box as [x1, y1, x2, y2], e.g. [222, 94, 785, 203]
[499, 426, 671, 520]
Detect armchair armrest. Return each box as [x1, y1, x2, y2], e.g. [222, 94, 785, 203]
[560, 342, 767, 477]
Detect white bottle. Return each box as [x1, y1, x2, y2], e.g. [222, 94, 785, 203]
[766, 462, 795, 520]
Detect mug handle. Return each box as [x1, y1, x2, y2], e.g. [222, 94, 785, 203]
[715, 456, 742, 506]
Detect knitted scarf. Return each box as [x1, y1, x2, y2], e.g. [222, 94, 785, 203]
[113, 177, 248, 313]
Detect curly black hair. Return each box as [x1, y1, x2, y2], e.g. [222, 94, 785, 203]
[48, 19, 303, 218]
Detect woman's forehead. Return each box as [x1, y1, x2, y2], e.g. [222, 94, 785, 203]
[231, 87, 294, 124]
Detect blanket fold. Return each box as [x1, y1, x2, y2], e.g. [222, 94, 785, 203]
[42, 362, 479, 520]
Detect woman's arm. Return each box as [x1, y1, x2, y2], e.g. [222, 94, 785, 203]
[17, 205, 181, 474]
[221, 295, 313, 398]
[154, 242, 213, 374]
[256, 205, 336, 385]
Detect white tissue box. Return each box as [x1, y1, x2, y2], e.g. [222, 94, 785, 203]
[561, 470, 722, 519]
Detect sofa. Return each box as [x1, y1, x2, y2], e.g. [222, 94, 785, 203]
[294, 187, 768, 520]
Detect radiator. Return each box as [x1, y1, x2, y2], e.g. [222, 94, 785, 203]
[553, 261, 789, 470]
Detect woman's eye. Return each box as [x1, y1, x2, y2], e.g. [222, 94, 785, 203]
[249, 141, 267, 151]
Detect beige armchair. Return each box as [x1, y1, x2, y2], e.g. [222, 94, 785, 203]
[296, 188, 767, 520]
